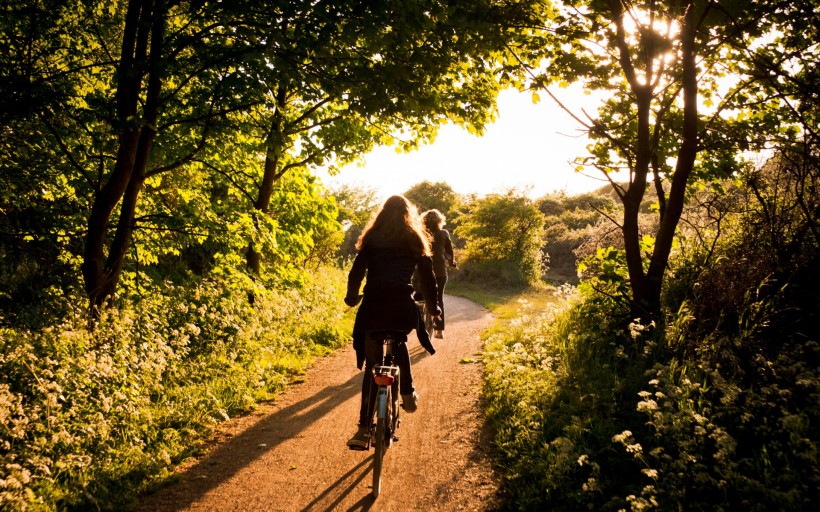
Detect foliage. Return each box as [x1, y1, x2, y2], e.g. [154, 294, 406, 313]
[0, 266, 352, 510]
[481, 150, 819, 510]
[538, 191, 617, 282]
[329, 184, 381, 259]
[404, 180, 467, 249]
[482, 284, 644, 511]
[404, 181, 461, 221]
[664, 141, 819, 346]
[484, 280, 817, 510]
[505, 0, 818, 319]
[1, 0, 541, 308]
[245, 169, 342, 280]
[456, 190, 546, 286]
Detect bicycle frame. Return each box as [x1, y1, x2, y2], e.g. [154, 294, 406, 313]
[370, 333, 401, 498]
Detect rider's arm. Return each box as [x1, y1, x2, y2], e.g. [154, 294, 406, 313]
[345, 248, 368, 306]
[417, 255, 440, 316]
[443, 229, 455, 267]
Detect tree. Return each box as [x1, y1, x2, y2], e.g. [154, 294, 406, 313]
[2, 0, 546, 311]
[404, 181, 460, 220]
[330, 184, 380, 259]
[226, 0, 521, 274]
[2, 0, 573, 312]
[507, 0, 817, 320]
[1, 0, 257, 309]
[404, 180, 465, 245]
[0, 1, 123, 313]
[457, 190, 545, 286]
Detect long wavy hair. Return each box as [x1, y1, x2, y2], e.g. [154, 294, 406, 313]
[422, 209, 445, 236]
[357, 195, 431, 256]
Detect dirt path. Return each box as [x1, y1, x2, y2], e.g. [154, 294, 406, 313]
[139, 295, 499, 512]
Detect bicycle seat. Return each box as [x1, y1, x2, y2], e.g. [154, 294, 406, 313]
[369, 330, 408, 343]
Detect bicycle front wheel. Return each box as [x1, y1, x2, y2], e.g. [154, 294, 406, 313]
[372, 387, 390, 498]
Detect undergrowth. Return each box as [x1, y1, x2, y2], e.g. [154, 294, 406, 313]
[0, 266, 352, 511]
[480, 278, 818, 511]
[475, 157, 819, 511]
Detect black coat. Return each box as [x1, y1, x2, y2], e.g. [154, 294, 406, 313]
[430, 228, 455, 277]
[346, 235, 439, 369]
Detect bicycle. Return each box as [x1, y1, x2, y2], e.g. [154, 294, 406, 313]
[367, 330, 403, 498]
[417, 300, 436, 338]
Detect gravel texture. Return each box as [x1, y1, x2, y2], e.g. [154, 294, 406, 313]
[138, 295, 500, 512]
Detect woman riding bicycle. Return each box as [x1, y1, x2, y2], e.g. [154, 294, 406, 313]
[344, 195, 440, 449]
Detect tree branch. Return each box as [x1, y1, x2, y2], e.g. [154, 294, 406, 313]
[39, 113, 95, 189]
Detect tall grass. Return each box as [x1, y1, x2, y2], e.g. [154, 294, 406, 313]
[0, 266, 352, 511]
[479, 275, 817, 510]
[480, 283, 649, 510]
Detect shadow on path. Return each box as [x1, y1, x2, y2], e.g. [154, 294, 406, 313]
[139, 295, 499, 511]
[299, 455, 375, 512]
[140, 369, 362, 511]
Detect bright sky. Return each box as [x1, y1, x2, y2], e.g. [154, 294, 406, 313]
[320, 86, 612, 201]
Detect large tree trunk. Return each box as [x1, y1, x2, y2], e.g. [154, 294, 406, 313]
[247, 86, 288, 274]
[83, 0, 164, 310]
[609, 0, 656, 320]
[623, 88, 653, 319]
[610, 0, 699, 322]
[645, 1, 698, 316]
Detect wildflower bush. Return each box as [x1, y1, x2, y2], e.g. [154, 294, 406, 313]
[483, 283, 656, 511]
[0, 266, 351, 511]
[484, 278, 818, 511]
[481, 153, 819, 510]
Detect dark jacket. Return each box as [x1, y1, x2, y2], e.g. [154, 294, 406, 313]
[346, 234, 439, 369]
[430, 229, 455, 277]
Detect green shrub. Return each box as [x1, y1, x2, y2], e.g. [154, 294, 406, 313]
[456, 191, 546, 286]
[0, 266, 351, 510]
[483, 284, 656, 511]
[482, 157, 819, 510]
[483, 276, 817, 511]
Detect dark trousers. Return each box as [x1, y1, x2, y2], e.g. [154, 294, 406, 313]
[358, 332, 414, 426]
[434, 273, 447, 330]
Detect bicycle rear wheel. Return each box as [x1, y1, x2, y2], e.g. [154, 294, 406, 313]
[372, 387, 390, 498]
[423, 304, 435, 335]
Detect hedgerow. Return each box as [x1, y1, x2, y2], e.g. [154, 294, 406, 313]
[483, 279, 818, 511]
[482, 158, 819, 510]
[0, 266, 351, 511]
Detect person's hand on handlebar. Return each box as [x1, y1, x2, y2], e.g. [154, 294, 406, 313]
[344, 294, 362, 307]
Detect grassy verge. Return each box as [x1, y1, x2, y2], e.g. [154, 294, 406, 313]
[446, 280, 560, 318]
[450, 271, 819, 511]
[450, 280, 619, 509]
[0, 266, 354, 511]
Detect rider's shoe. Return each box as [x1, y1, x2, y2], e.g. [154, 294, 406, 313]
[401, 392, 419, 412]
[347, 425, 370, 450]
[434, 329, 444, 339]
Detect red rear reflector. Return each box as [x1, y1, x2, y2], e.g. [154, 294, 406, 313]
[374, 374, 395, 386]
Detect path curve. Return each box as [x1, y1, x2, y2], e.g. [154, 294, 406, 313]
[139, 295, 498, 512]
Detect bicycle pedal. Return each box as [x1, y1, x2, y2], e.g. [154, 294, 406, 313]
[348, 444, 369, 451]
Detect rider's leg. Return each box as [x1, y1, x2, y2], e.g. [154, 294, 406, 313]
[393, 340, 419, 412]
[358, 332, 382, 425]
[436, 273, 447, 330]
[393, 340, 413, 396]
[348, 333, 383, 448]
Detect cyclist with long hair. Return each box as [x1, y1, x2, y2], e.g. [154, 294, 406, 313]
[421, 209, 455, 339]
[344, 195, 440, 449]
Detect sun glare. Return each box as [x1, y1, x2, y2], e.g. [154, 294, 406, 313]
[620, 6, 681, 86]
